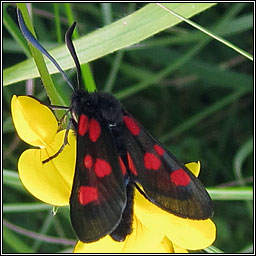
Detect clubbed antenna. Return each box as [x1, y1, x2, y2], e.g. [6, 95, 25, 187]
[65, 22, 82, 89]
[17, 8, 74, 91]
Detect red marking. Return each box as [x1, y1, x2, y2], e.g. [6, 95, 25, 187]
[154, 144, 165, 156]
[89, 118, 101, 142]
[94, 159, 112, 178]
[118, 156, 126, 176]
[127, 153, 138, 176]
[78, 186, 98, 205]
[170, 169, 191, 186]
[78, 114, 89, 136]
[123, 116, 140, 135]
[144, 152, 161, 170]
[83, 155, 93, 169]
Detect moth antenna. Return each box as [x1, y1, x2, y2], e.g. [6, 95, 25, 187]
[17, 8, 74, 91]
[65, 22, 82, 89]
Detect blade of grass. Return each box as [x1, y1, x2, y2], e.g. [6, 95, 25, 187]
[3, 203, 53, 213]
[3, 169, 21, 186]
[32, 211, 56, 251]
[3, 169, 30, 193]
[3, 226, 34, 253]
[64, 3, 96, 92]
[16, 4, 67, 106]
[103, 3, 137, 93]
[204, 245, 224, 253]
[233, 137, 253, 219]
[104, 50, 125, 92]
[233, 137, 253, 185]
[3, 4, 31, 57]
[115, 2, 251, 99]
[101, 3, 113, 25]
[207, 186, 253, 200]
[53, 3, 62, 44]
[156, 3, 253, 61]
[160, 87, 252, 143]
[115, 38, 210, 99]
[142, 12, 253, 48]
[238, 244, 254, 253]
[4, 3, 216, 86]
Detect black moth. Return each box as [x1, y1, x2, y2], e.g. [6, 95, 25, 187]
[17, 9, 213, 243]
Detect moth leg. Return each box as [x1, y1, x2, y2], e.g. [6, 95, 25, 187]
[44, 105, 71, 125]
[42, 118, 73, 164]
[26, 96, 70, 112]
[57, 109, 71, 128]
[47, 105, 70, 111]
[36, 100, 71, 127]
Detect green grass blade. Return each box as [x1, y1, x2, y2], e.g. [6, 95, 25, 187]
[3, 4, 30, 57]
[157, 3, 253, 61]
[233, 137, 253, 185]
[3, 226, 34, 253]
[4, 3, 216, 86]
[207, 187, 253, 200]
[3, 203, 53, 213]
[64, 3, 96, 92]
[16, 4, 66, 106]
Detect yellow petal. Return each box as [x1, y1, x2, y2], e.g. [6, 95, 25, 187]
[11, 95, 58, 147]
[134, 190, 216, 250]
[18, 130, 76, 206]
[74, 216, 172, 253]
[74, 236, 124, 253]
[185, 161, 200, 177]
[121, 215, 167, 253]
[160, 236, 174, 253]
[173, 243, 188, 253]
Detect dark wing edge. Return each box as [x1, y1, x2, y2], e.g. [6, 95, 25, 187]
[70, 118, 127, 242]
[121, 110, 213, 220]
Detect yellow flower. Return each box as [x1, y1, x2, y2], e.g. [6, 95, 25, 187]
[11, 95, 216, 253]
[11, 95, 76, 205]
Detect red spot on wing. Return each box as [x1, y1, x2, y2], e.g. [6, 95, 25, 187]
[94, 159, 112, 178]
[118, 156, 126, 176]
[89, 118, 101, 142]
[154, 144, 165, 156]
[123, 116, 140, 135]
[78, 114, 89, 136]
[78, 186, 98, 205]
[83, 155, 93, 169]
[144, 152, 161, 170]
[170, 169, 191, 186]
[127, 153, 138, 176]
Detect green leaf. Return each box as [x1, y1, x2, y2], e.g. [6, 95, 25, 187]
[3, 3, 216, 86]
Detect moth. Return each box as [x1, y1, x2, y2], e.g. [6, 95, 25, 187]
[17, 9, 213, 243]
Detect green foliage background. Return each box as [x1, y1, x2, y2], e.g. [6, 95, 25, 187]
[3, 2, 253, 253]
